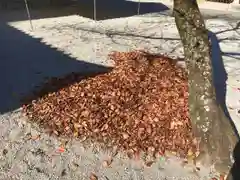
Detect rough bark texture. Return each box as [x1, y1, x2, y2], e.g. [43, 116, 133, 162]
[173, 0, 238, 174]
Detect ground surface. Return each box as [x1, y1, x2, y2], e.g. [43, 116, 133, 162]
[0, 8, 240, 180]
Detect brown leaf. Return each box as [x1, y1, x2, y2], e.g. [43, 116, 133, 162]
[90, 173, 98, 180]
[102, 160, 109, 168]
[219, 174, 225, 180]
[122, 132, 129, 139]
[127, 149, 134, 159]
[145, 161, 154, 167]
[81, 110, 90, 117]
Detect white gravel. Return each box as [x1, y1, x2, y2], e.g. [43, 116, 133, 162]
[0, 12, 240, 180]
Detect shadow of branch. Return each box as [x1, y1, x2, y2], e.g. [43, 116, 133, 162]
[222, 52, 240, 61]
[215, 21, 240, 35]
[74, 25, 180, 41]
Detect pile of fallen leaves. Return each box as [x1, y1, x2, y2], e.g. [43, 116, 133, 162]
[22, 50, 195, 158]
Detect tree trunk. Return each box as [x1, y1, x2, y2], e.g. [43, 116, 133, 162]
[173, 0, 238, 174]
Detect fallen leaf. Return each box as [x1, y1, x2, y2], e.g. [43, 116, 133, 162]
[145, 161, 154, 167]
[90, 173, 98, 180]
[73, 131, 78, 137]
[102, 160, 109, 167]
[57, 147, 65, 153]
[122, 132, 129, 139]
[219, 174, 225, 180]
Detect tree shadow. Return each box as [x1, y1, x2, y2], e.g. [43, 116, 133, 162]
[209, 31, 240, 180]
[208, 31, 239, 136]
[213, 21, 240, 180]
[215, 21, 240, 36]
[0, 23, 112, 114]
[0, 0, 169, 22]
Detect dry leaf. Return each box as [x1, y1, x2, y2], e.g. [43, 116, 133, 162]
[219, 174, 225, 180]
[57, 147, 65, 153]
[90, 173, 98, 180]
[102, 158, 112, 168]
[145, 161, 154, 167]
[73, 131, 78, 137]
[122, 133, 129, 139]
[102, 160, 109, 167]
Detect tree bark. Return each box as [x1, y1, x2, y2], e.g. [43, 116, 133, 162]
[173, 0, 238, 174]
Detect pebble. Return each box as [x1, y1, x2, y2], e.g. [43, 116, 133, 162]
[2, 149, 8, 156]
[61, 169, 67, 176]
[160, 156, 165, 162]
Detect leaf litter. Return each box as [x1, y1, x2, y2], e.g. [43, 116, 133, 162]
[22, 50, 196, 161]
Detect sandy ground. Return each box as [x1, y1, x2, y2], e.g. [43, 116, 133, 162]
[0, 10, 240, 180]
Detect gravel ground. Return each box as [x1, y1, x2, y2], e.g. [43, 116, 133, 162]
[0, 12, 240, 180]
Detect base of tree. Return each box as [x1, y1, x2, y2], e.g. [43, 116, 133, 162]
[173, 0, 238, 176]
